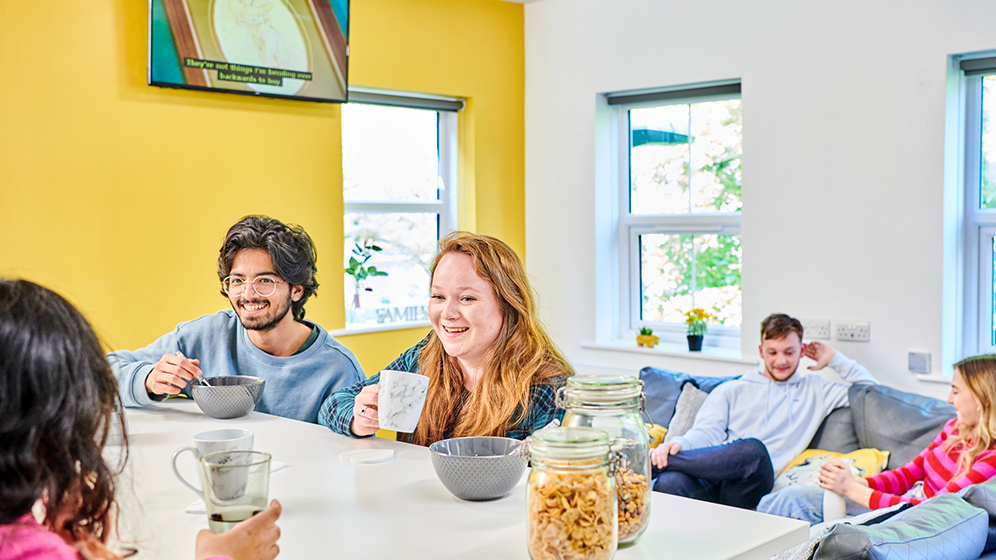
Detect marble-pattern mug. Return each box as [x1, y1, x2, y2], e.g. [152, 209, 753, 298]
[172, 428, 254, 497]
[378, 369, 430, 433]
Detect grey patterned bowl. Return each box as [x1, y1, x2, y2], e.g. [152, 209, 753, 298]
[191, 376, 265, 419]
[429, 436, 526, 501]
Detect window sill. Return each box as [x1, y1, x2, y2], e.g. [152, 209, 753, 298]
[913, 374, 952, 385]
[330, 321, 431, 337]
[581, 340, 759, 365]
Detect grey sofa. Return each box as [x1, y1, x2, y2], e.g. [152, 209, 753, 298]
[640, 367, 996, 560]
[639, 366, 955, 466]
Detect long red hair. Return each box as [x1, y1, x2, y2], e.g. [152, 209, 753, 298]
[410, 232, 573, 446]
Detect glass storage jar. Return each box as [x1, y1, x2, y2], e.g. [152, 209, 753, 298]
[558, 376, 651, 545]
[524, 426, 618, 560]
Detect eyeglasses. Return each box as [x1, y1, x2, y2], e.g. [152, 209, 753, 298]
[222, 276, 285, 297]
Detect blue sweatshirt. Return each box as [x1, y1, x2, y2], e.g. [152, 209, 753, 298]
[671, 351, 877, 474]
[107, 310, 365, 424]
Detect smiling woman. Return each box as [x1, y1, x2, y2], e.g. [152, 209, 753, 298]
[319, 231, 575, 446]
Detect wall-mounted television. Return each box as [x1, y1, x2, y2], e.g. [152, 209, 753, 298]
[149, 0, 349, 103]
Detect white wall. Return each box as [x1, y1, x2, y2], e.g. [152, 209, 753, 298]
[524, 0, 996, 399]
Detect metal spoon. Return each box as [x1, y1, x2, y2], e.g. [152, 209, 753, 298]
[177, 351, 210, 387]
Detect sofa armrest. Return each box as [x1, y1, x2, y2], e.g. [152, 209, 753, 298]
[813, 493, 987, 560]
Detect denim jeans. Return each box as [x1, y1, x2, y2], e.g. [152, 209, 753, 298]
[757, 484, 872, 524]
[651, 438, 774, 510]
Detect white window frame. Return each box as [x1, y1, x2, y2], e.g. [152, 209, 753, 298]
[962, 70, 996, 355]
[340, 88, 461, 333]
[612, 90, 743, 349]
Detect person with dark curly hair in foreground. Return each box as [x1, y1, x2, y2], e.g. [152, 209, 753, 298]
[0, 279, 282, 560]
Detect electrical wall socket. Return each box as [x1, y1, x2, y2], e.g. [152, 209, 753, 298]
[908, 352, 931, 374]
[801, 319, 831, 340]
[836, 321, 870, 342]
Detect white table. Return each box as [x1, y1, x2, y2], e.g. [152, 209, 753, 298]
[110, 400, 808, 559]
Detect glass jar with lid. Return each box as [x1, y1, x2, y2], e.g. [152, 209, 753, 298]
[558, 376, 651, 545]
[524, 426, 618, 560]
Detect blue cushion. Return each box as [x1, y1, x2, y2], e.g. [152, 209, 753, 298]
[638, 366, 738, 426]
[813, 493, 988, 560]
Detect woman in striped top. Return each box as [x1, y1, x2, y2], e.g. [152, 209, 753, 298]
[818, 354, 996, 510]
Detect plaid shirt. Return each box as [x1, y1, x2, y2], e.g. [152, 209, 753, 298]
[318, 336, 566, 443]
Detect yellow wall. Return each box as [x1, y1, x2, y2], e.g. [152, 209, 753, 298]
[0, 0, 525, 378]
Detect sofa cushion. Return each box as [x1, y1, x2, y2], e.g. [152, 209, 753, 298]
[640, 367, 692, 426]
[638, 366, 738, 426]
[849, 383, 956, 469]
[663, 383, 709, 443]
[772, 448, 890, 492]
[961, 481, 996, 552]
[813, 493, 988, 560]
[808, 406, 860, 453]
[647, 423, 668, 448]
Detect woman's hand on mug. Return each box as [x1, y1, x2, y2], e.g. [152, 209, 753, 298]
[817, 460, 864, 497]
[350, 384, 380, 437]
[195, 499, 281, 560]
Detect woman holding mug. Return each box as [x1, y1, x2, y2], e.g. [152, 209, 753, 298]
[0, 279, 282, 560]
[320, 232, 574, 446]
[758, 354, 996, 524]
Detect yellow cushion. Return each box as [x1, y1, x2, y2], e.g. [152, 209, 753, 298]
[772, 448, 890, 493]
[647, 424, 668, 448]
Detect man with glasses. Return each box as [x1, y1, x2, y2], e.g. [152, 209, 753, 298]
[108, 215, 365, 424]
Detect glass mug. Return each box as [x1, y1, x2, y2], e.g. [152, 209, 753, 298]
[199, 450, 272, 533]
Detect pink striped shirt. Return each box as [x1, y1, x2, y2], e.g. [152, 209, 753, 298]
[865, 418, 996, 509]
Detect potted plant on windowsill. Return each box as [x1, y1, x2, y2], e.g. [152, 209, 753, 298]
[685, 308, 710, 351]
[344, 241, 388, 323]
[636, 326, 659, 348]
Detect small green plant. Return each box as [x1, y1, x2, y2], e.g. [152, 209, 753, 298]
[345, 242, 388, 289]
[639, 326, 654, 336]
[685, 308, 710, 336]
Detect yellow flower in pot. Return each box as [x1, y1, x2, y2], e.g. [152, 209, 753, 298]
[636, 326, 659, 348]
[685, 308, 710, 351]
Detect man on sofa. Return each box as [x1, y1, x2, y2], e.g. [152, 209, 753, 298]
[650, 313, 878, 509]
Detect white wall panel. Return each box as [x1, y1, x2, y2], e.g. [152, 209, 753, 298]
[524, 0, 996, 399]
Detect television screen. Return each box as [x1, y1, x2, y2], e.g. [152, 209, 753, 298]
[149, 0, 348, 103]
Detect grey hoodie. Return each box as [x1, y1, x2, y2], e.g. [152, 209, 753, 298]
[672, 351, 877, 473]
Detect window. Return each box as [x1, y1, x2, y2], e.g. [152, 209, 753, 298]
[609, 83, 742, 347]
[961, 58, 996, 354]
[341, 89, 461, 330]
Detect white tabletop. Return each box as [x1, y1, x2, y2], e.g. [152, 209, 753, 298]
[109, 399, 808, 560]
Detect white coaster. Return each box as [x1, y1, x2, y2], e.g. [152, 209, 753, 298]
[338, 449, 395, 464]
[185, 500, 207, 515]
